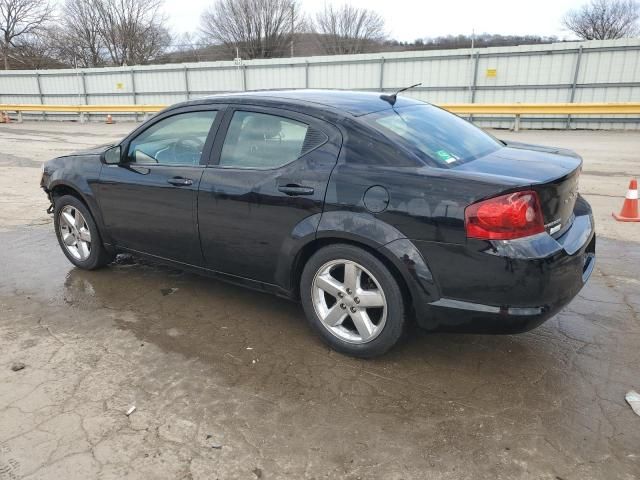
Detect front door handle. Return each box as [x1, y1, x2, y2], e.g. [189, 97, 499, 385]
[278, 184, 314, 196]
[167, 177, 193, 186]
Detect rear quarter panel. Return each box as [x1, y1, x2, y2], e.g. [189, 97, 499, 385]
[318, 118, 523, 311]
[323, 117, 520, 245]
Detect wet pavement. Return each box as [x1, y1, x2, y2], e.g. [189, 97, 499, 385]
[1, 123, 640, 479]
[1, 226, 639, 479]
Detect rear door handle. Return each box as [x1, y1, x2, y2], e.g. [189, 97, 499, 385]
[278, 184, 314, 196]
[167, 177, 193, 186]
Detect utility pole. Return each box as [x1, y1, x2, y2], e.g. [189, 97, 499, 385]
[469, 28, 475, 98]
[74, 55, 81, 104]
[290, 3, 295, 57]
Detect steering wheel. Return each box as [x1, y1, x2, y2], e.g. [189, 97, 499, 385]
[172, 136, 205, 164]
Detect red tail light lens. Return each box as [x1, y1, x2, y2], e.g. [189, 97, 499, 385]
[465, 190, 545, 240]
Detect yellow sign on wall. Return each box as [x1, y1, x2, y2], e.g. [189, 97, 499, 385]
[116, 82, 124, 90]
[486, 69, 497, 78]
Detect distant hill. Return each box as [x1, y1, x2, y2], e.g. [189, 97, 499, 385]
[155, 32, 561, 65]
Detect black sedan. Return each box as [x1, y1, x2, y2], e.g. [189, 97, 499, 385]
[40, 90, 596, 357]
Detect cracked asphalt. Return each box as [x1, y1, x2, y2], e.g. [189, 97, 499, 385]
[1, 122, 639, 479]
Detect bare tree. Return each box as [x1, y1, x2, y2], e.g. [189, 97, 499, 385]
[314, 4, 385, 55]
[94, 0, 171, 66]
[50, 0, 170, 67]
[52, 0, 105, 67]
[563, 0, 640, 40]
[164, 32, 205, 63]
[200, 0, 303, 59]
[11, 28, 61, 69]
[0, 0, 53, 69]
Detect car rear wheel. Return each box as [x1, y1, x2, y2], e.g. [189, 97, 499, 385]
[54, 195, 114, 270]
[300, 244, 406, 357]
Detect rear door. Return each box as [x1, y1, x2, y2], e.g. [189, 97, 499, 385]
[96, 106, 222, 265]
[198, 106, 341, 283]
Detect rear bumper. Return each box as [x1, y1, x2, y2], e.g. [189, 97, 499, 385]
[414, 196, 596, 333]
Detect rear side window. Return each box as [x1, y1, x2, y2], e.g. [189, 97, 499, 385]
[219, 111, 327, 169]
[364, 105, 502, 167]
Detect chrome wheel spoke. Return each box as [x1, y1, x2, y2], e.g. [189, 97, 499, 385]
[62, 232, 76, 246]
[61, 211, 76, 229]
[343, 262, 359, 292]
[74, 210, 84, 229]
[323, 304, 348, 327]
[356, 289, 384, 308]
[77, 241, 90, 260]
[78, 228, 91, 242]
[350, 310, 376, 342]
[315, 273, 346, 299]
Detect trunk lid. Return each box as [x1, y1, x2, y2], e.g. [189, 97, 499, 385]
[455, 142, 582, 236]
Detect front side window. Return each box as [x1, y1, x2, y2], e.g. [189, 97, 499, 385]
[219, 111, 316, 169]
[364, 105, 502, 167]
[127, 111, 217, 166]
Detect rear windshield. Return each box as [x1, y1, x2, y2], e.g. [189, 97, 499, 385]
[364, 104, 502, 167]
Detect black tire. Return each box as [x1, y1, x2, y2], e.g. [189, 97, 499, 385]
[53, 194, 115, 270]
[300, 244, 406, 358]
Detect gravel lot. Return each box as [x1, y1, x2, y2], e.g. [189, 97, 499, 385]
[1, 122, 639, 480]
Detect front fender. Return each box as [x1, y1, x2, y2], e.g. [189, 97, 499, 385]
[45, 157, 112, 246]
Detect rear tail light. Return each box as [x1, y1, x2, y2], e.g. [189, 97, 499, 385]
[465, 190, 545, 240]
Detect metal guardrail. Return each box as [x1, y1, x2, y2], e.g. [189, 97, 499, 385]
[440, 102, 640, 115]
[0, 104, 165, 124]
[440, 103, 640, 130]
[0, 104, 165, 113]
[1, 103, 639, 130]
[2, 102, 640, 114]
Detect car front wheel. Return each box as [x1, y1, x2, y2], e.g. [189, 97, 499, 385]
[54, 194, 114, 270]
[300, 244, 406, 357]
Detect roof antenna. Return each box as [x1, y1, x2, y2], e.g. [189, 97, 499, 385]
[380, 83, 422, 106]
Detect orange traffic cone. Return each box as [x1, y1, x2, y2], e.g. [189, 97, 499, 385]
[106, 114, 113, 124]
[612, 179, 640, 222]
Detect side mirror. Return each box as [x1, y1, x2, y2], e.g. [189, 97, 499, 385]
[103, 145, 122, 165]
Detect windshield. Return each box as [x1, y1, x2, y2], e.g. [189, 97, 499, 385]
[364, 104, 502, 167]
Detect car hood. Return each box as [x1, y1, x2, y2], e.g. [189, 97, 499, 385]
[454, 143, 582, 184]
[65, 143, 115, 157]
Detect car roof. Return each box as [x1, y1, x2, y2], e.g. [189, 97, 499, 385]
[186, 89, 425, 117]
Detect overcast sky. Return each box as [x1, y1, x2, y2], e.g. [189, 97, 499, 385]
[163, 0, 587, 43]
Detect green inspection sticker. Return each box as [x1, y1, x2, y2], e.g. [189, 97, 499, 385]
[435, 149, 457, 164]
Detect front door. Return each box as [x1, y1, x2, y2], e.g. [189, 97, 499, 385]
[96, 107, 221, 265]
[198, 107, 342, 284]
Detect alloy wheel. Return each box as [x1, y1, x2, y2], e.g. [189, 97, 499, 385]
[58, 205, 92, 261]
[311, 259, 387, 344]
